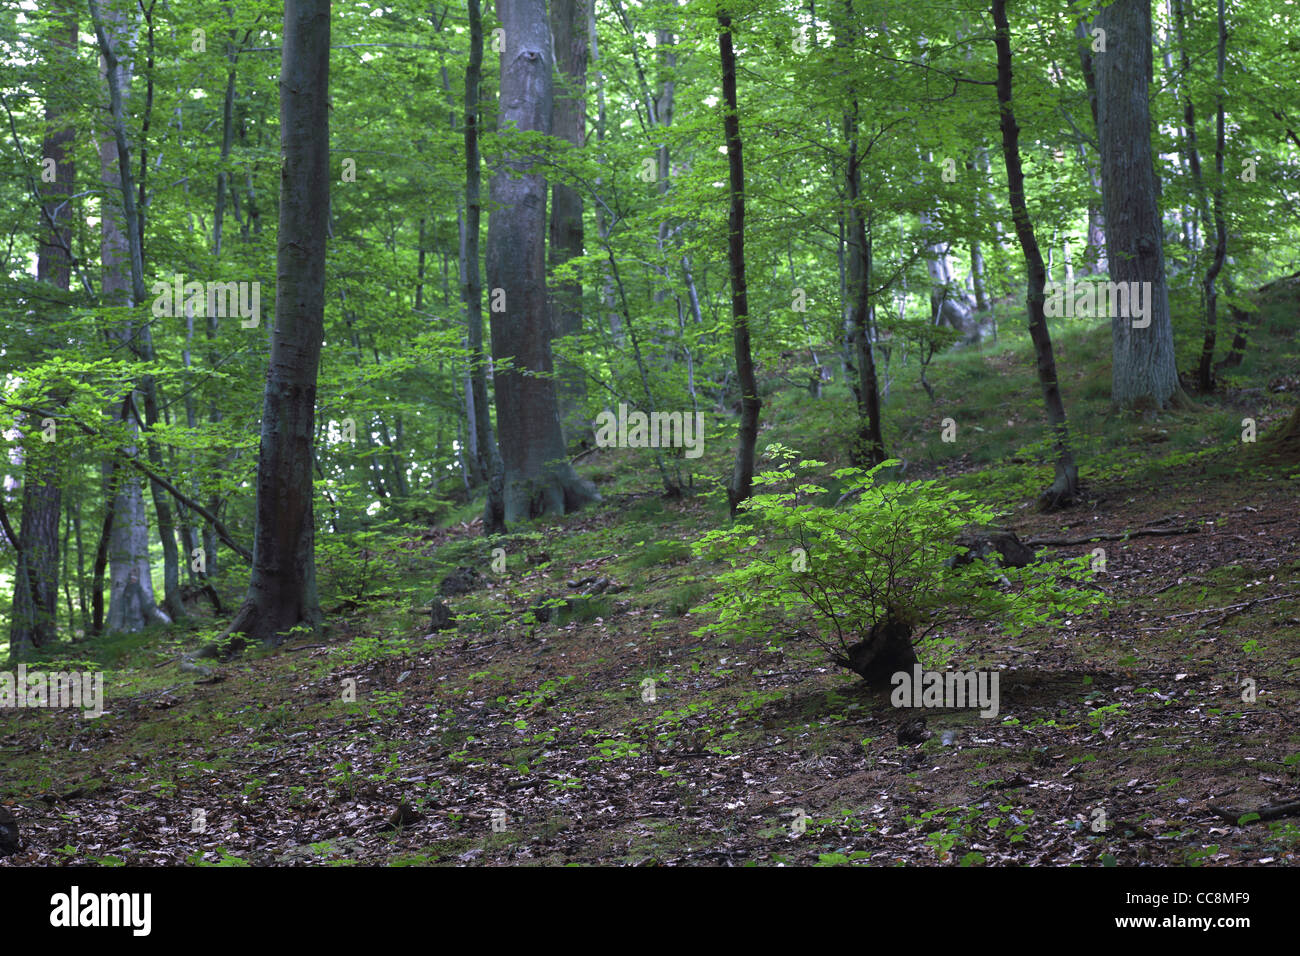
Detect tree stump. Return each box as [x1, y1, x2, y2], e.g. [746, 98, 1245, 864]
[833, 612, 919, 688]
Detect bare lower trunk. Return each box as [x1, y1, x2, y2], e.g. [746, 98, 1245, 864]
[106, 417, 168, 633]
[486, 0, 598, 522]
[844, 90, 885, 466]
[9, 464, 62, 654]
[462, 0, 494, 490]
[549, 0, 590, 449]
[993, 0, 1079, 509]
[1093, 0, 1185, 410]
[10, 4, 77, 656]
[1197, 0, 1228, 393]
[718, 10, 760, 515]
[206, 0, 331, 656]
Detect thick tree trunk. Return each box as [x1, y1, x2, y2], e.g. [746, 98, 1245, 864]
[992, 0, 1080, 509]
[549, 0, 590, 449]
[10, 470, 61, 654]
[718, 10, 760, 516]
[1093, 0, 1185, 410]
[487, 0, 598, 523]
[210, 0, 330, 655]
[10, 4, 77, 657]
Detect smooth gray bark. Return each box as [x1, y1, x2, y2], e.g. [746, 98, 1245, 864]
[209, 0, 330, 654]
[1093, 0, 1184, 409]
[549, 0, 590, 447]
[487, 0, 598, 522]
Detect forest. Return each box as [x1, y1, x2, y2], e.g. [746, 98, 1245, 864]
[0, 0, 1298, 876]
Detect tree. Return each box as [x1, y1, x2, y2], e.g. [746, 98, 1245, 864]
[8, 1, 77, 656]
[549, 0, 590, 447]
[462, 0, 494, 487]
[211, 0, 331, 654]
[718, 8, 759, 515]
[486, 0, 598, 522]
[1092, 0, 1186, 410]
[1197, 0, 1228, 392]
[91, 0, 170, 634]
[992, 0, 1080, 508]
[839, 0, 886, 467]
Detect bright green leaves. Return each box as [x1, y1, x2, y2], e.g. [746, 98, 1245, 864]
[691, 443, 1102, 665]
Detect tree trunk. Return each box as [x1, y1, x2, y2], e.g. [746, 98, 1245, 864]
[920, 201, 978, 336]
[92, 0, 185, 623]
[9, 468, 61, 654]
[1074, 19, 1108, 274]
[209, 0, 331, 655]
[970, 239, 989, 312]
[718, 10, 760, 515]
[90, 494, 112, 636]
[462, 0, 496, 495]
[1093, 0, 1186, 410]
[992, 0, 1080, 509]
[843, 106, 886, 462]
[105, 410, 167, 633]
[486, 0, 598, 523]
[9, 3, 77, 657]
[549, 0, 590, 449]
[93, 0, 167, 633]
[1197, 0, 1228, 393]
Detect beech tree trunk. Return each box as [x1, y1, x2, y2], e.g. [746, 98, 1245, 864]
[549, 0, 590, 448]
[993, 0, 1080, 509]
[1093, 0, 1185, 410]
[92, 0, 186, 623]
[211, 0, 330, 654]
[718, 10, 760, 516]
[9, 3, 77, 657]
[487, 0, 598, 522]
[93, 0, 168, 634]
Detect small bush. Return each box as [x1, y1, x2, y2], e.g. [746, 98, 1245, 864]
[690, 445, 1101, 678]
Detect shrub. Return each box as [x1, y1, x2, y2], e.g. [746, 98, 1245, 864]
[690, 445, 1101, 682]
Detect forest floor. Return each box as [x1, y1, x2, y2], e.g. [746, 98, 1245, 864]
[3, 305, 1299, 866]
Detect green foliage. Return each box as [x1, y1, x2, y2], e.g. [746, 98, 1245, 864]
[624, 538, 692, 570]
[691, 444, 1100, 666]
